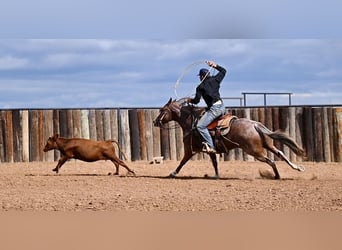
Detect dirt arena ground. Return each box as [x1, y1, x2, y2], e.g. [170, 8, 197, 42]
[1, 159, 341, 211]
[1, 159, 342, 250]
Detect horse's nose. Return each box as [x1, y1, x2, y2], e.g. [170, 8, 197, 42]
[153, 119, 159, 127]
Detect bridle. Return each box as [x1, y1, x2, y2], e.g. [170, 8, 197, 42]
[154, 100, 181, 130]
[154, 99, 202, 135]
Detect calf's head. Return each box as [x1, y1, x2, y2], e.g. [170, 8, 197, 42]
[43, 134, 59, 152]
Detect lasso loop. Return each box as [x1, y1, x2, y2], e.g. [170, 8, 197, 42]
[174, 60, 214, 99]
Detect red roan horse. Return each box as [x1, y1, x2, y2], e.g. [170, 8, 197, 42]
[153, 98, 305, 179]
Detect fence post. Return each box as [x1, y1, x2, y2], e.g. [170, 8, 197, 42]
[22, 110, 29, 162]
[335, 108, 342, 162]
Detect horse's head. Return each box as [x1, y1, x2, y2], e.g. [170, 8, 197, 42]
[153, 98, 182, 127]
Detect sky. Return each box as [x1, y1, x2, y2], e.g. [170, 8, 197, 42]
[0, 1, 341, 109]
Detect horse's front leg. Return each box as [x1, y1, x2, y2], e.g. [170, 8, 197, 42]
[169, 150, 194, 178]
[208, 152, 219, 179]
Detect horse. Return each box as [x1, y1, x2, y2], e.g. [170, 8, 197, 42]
[153, 98, 305, 179]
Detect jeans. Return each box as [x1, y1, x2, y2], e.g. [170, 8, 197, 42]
[196, 103, 226, 149]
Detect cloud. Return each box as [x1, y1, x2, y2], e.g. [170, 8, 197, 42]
[0, 39, 342, 108]
[0, 55, 28, 70]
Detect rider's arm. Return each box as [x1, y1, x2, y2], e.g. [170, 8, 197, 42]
[190, 86, 201, 104]
[213, 64, 226, 83]
[207, 60, 226, 83]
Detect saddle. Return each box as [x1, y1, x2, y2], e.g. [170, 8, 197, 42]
[207, 114, 237, 135]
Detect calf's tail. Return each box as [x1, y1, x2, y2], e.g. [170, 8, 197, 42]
[254, 123, 305, 156]
[111, 140, 128, 160]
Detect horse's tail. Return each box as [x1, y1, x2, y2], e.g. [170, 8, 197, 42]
[111, 140, 128, 160]
[254, 123, 305, 156]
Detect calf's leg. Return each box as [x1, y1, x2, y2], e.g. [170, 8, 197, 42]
[111, 157, 135, 176]
[53, 155, 69, 174]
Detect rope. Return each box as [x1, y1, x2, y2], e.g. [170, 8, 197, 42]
[174, 60, 214, 99]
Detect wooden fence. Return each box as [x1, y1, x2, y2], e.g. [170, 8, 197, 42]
[0, 106, 341, 163]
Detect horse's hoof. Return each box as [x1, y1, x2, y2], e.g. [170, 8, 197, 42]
[169, 171, 177, 178]
[297, 165, 305, 172]
[126, 171, 136, 176]
[204, 174, 220, 179]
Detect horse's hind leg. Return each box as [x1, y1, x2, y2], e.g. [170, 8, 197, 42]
[260, 134, 305, 172]
[277, 150, 305, 172]
[255, 155, 280, 179]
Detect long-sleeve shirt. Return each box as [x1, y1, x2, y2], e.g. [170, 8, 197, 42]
[192, 64, 226, 108]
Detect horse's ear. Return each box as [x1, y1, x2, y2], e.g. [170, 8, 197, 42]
[53, 134, 59, 140]
[167, 97, 173, 104]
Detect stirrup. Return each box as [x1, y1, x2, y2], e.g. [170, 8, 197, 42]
[202, 142, 216, 153]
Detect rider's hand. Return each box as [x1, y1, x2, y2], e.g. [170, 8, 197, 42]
[186, 98, 193, 104]
[206, 60, 217, 68]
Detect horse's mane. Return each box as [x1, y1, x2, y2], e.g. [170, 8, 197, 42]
[175, 100, 205, 121]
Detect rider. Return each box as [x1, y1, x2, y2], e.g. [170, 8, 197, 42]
[187, 60, 226, 153]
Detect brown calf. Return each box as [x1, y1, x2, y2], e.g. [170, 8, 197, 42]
[43, 134, 135, 175]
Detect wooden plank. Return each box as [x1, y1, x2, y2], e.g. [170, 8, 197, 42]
[250, 107, 259, 122]
[279, 107, 290, 157]
[168, 121, 177, 160]
[331, 108, 339, 162]
[53, 110, 60, 161]
[103, 109, 111, 140]
[21, 110, 29, 162]
[5, 111, 14, 162]
[129, 109, 140, 161]
[43, 110, 54, 162]
[12, 110, 22, 162]
[38, 110, 45, 161]
[295, 107, 304, 162]
[110, 109, 118, 140]
[335, 108, 342, 162]
[302, 107, 314, 161]
[0, 111, 5, 162]
[96, 110, 104, 141]
[322, 107, 331, 162]
[265, 107, 274, 160]
[288, 107, 296, 161]
[29, 110, 39, 161]
[151, 109, 161, 158]
[66, 110, 73, 138]
[58, 110, 68, 138]
[119, 109, 131, 161]
[80, 110, 90, 139]
[234, 108, 245, 161]
[88, 110, 97, 140]
[160, 124, 170, 160]
[327, 108, 335, 161]
[175, 123, 184, 161]
[272, 107, 281, 160]
[258, 107, 265, 124]
[144, 110, 154, 161]
[313, 108, 324, 162]
[72, 110, 81, 138]
[138, 109, 147, 160]
[243, 108, 253, 161]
